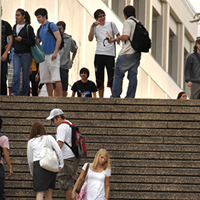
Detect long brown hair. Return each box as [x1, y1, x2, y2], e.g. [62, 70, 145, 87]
[29, 121, 47, 140]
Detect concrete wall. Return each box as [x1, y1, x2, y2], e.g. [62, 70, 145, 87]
[1, 0, 198, 99]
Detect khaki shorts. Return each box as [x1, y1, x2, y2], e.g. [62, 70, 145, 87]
[39, 53, 61, 83]
[57, 157, 80, 191]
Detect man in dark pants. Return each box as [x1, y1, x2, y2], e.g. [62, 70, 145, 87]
[1, 8, 13, 95]
[185, 37, 200, 99]
[0, 118, 13, 199]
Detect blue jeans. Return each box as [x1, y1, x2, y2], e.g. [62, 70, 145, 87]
[0, 165, 5, 200]
[11, 52, 32, 96]
[112, 52, 141, 98]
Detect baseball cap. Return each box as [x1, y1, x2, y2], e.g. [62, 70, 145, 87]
[46, 108, 64, 120]
[196, 36, 200, 44]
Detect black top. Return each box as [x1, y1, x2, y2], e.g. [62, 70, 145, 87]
[1, 20, 12, 54]
[71, 80, 97, 97]
[13, 23, 35, 53]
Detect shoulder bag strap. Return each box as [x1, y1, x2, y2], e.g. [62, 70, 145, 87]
[26, 24, 29, 39]
[84, 163, 90, 180]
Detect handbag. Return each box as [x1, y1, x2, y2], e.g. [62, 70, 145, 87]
[26, 25, 45, 63]
[39, 136, 59, 172]
[76, 181, 87, 200]
[76, 163, 89, 194]
[31, 39, 45, 63]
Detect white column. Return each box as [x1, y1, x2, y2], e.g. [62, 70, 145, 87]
[161, 2, 170, 72]
[126, 0, 133, 5]
[177, 23, 184, 88]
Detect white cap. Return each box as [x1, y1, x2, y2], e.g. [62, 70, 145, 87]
[46, 108, 64, 120]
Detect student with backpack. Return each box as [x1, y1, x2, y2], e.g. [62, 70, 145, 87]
[46, 108, 84, 200]
[111, 5, 142, 98]
[34, 8, 63, 97]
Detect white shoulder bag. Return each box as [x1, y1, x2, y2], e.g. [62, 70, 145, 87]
[39, 136, 59, 172]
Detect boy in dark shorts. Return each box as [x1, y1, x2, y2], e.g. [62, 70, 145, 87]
[71, 67, 97, 97]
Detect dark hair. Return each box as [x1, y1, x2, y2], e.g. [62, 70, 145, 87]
[94, 9, 105, 20]
[80, 67, 90, 78]
[56, 21, 66, 30]
[123, 5, 136, 18]
[34, 8, 48, 19]
[0, 118, 2, 129]
[29, 121, 47, 140]
[177, 92, 186, 99]
[17, 8, 31, 24]
[193, 39, 200, 52]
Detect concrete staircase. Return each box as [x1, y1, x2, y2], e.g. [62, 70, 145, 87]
[0, 96, 200, 199]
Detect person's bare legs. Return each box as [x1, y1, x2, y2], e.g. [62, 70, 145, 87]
[98, 88, 104, 98]
[46, 83, 53, 96]
[45, 189, 53, 200]
[63, 91, 67, 97]
[8, 88, 12, 96]
[36, 191, 44, 200]
[65, 190, 72, 200]
[55, 81, 63, 97]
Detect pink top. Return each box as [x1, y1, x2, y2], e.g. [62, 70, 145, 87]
[0, 135, 10, 164]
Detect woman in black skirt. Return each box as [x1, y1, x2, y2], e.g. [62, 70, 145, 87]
[27, 121, 64, 200]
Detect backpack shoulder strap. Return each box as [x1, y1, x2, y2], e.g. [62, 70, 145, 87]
[37, 25, 42, 38]
[48, 22, 55, 38]
[59, 121, 74, 149]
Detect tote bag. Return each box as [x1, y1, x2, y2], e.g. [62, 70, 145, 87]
[26, 25, 45, 63]
[39, 136, 59, 172]
[31, 39, 45, 63]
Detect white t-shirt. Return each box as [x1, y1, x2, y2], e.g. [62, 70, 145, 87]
[93, 21, 119, 56]
[27, 135, 64, 175]
[82, 163, 111, 200]
[56, 120, 75, 159]
[119, 17, 138, 56]
[16, 24, 25, 35]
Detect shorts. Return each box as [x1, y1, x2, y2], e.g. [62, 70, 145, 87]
[94, 54, 115, 89]
[33, 161, 56, 192]
[57, 157, 80, 191]
[53, 68, 69, 91]
[39, 53, 61, 84]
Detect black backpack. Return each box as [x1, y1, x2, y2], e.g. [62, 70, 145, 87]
[128, 18, 151, 53]
[47, 22, 64, 50]
[38, 22, 64, 50]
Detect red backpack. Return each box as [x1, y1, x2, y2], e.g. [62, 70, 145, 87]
[60, 122, 87, 158]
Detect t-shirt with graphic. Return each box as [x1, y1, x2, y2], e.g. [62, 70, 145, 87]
[71, 80, 97, 97]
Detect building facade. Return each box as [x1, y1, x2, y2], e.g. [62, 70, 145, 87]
[2, 0, 198, 98]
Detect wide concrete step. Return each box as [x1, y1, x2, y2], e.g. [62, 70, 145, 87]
[4, 189, 200, 199]
[1, 96, 200, 199]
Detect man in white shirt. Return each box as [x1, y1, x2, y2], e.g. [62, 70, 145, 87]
[46, 108, 79, 200]
[88, 9, 120, 98]
[111, 5, 141, 98]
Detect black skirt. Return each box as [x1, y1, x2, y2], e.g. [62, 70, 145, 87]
[33, 161, 57, 192]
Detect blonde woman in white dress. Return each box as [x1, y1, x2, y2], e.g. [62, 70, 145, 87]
[72, 148, 111, 200]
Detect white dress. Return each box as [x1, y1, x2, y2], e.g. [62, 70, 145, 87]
[82, 163, 111, 200]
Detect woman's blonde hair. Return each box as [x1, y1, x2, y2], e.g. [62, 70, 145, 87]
[93, 149, 111, 170]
